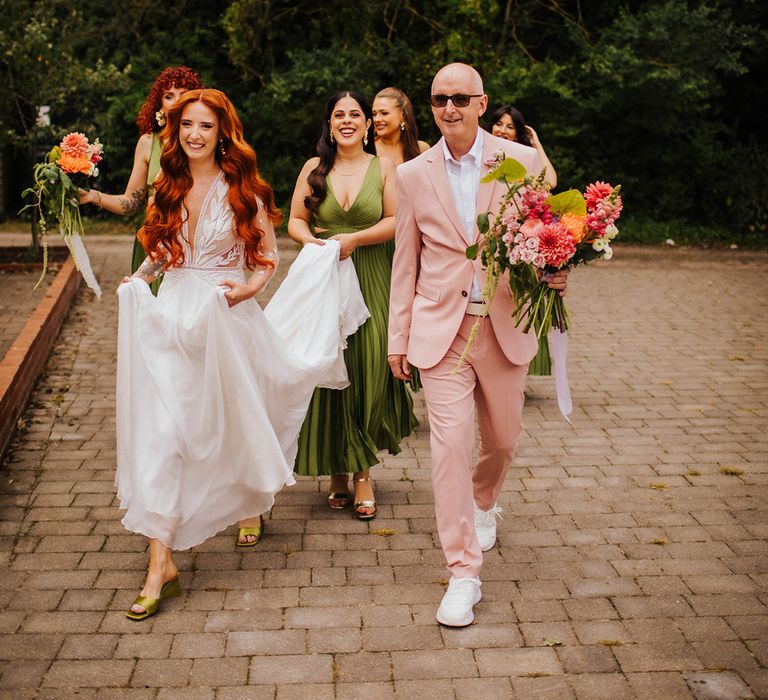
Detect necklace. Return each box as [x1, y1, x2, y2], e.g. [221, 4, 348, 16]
[331, 159, 369, 177]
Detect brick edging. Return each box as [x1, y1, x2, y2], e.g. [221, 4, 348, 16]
[0, 257, 81, 460]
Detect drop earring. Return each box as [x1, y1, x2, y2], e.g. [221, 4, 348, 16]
[400, 122, 406, 131]
[330, 132, 335, 144]
[219, 139, 227, 156]
[363, 132, 369, 146]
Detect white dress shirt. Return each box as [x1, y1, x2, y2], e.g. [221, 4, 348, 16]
[441, 128, 484, 303]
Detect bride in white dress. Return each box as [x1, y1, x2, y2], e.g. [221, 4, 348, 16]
[116, 88, 368, 620]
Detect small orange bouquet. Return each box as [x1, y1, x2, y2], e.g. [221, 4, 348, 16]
[21, 132, 103, 297]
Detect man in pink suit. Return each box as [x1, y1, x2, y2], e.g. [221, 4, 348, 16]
[388, 63, 568, 626]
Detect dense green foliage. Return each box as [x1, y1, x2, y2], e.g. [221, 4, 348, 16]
[2, 0, 765, 240]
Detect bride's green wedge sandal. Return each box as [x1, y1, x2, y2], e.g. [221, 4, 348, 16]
[125, 574, 182, 621]
[236, 514, 265, 547]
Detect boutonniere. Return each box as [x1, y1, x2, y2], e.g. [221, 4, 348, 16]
[484, 149, 505, 172]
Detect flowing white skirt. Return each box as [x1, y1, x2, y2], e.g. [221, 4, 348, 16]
[115, 241, 369, 550]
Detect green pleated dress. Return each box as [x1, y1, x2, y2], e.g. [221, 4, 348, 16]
[294, 158, 420, 476]
[130, 133, 162, 295]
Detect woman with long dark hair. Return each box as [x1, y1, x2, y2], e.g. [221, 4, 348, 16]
[288, 90, 419, 520]
[116, 89, 367, 619]
[372, 86, 429, 166]
[487, 104, 557, 187]
[80, 66, 203, 287]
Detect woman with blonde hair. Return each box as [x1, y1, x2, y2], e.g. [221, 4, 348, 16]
[372, 86, 430, 166]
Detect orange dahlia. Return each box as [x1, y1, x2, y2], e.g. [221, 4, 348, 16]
[560, 213, 588, 243]
[57, 152, 92, 175]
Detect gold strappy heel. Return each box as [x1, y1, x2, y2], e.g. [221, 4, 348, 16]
[353, 476, 376, 521]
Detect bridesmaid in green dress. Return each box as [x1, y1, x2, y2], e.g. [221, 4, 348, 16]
[79, 66, 202, 293]
[288, 90, 419, 520]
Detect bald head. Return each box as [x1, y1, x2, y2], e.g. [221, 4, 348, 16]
[431, 63, 484, 95]
[430, 63, 487, 157]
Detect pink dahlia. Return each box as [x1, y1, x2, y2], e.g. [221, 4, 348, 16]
[537, 222, 576, 268]
[60, 132, 90, 158]
[584, 181, 614, 209]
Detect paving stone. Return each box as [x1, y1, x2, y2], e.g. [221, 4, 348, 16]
[685, 670, 756, 699]
[613, 642, 701, 673]
[225, 630, 306, 656]
[248, 654, 333, 684]
[568, 672, 635, 699]
[335, 682, 395, 700]
[130, 659, 192, 688]
[42, 660, 134, 688]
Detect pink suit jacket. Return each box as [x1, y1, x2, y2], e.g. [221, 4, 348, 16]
[388, 130, 542, 370]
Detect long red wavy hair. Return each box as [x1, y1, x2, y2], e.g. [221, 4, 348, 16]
[139, 89, 282, 271]
[136, 66, 203, 134]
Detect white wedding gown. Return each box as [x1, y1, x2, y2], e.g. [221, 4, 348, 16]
[116, 173, 369, 550]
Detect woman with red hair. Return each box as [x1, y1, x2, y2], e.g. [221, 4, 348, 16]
[117, 89, 368, 620]
[80, 66, 202, 287]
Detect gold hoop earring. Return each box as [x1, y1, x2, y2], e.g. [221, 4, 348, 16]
[219, 139, 227, 156]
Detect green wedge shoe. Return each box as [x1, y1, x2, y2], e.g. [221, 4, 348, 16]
[236, 514, 264, 547]
[125, 574, 181, 621]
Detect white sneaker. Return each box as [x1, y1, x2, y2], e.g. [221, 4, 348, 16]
[436, 576, 482, 627]
[474, 503, 502, 551]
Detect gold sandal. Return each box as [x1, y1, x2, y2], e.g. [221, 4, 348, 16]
[236, 515, 264, 547]
[125, 575, 181, 621]
[353, 476, 376, 521]
[327, 475, 351, 509]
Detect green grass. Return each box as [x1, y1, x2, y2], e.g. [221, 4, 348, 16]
[618, 215, 767, 249]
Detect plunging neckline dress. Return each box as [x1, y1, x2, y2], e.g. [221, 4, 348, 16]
[116, 172, 369, 549]
[294, 158, 420, 477]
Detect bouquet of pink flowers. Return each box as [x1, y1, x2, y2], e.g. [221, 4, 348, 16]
[469, 155, 622, 338]
[465, 155, 622, 418]
[21, 132, 104, 297]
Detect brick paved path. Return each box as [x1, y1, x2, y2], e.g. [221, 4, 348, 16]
[1, 236, 766, 699]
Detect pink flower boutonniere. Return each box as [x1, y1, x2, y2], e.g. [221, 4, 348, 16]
[484, 149, 505, 172]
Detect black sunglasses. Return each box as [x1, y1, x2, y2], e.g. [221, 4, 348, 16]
[430, 93, 483, 108]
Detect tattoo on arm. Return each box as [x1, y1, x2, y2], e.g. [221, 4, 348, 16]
[119, 187, 148, 216]
[132, 256, 166, 280]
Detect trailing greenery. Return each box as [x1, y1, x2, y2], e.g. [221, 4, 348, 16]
[1, 0, 766, 246]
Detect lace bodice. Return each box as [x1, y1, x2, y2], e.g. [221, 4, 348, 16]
[133, 171, 278, 279]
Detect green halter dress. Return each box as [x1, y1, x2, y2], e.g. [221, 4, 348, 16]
[130, 133, 162, 295]
[294, 158, 420, 476]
